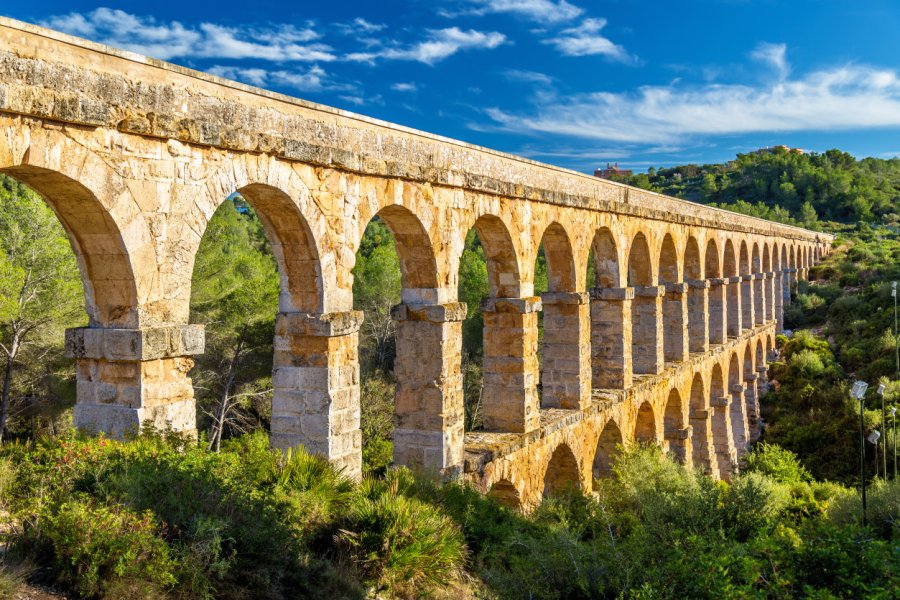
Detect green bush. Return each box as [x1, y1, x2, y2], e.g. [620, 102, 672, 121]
[743, 443, 811, 485]
[35, 499, 176, 598]
[337, 471, 467, 597]
[826, 479, 900, 540]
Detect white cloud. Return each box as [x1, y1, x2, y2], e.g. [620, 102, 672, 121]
[391, 82, 418, 92]
[542, 18, 630, 60]
[483, 61, 900, 144]
[42, 8, 334, 62]
[348, 27, 506, 65]
[751, 42, 789, 79]
[352, 18, 386, 33]
[207, 65, 329, 92]
[505, 69, 554, 85]
[339, 94, 384, 107]
[444, 0, 583, 23]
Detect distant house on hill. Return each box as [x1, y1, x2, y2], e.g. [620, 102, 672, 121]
[594, 162, 633, 179]
[754, 145, 806, 155]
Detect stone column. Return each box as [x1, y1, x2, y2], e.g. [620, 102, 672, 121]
[689, 408, 716, 476]
[707, 278, 727, 345]
[726, 277, 743, 339]
[66, 325, 204, 438]
[481, 297, 541, 433]
[764, 272, 776, 322]
[391, 302, 467, 475]
[756, 364, 769, 385]
[541, 292, 591, 411]
[662, 282, 690, 363]
[271, 311, 363, 478]
[774, 271, 785, 333]
[666, 424, 692, 465]
[729, 383, 748, 454]
[686, 279, 709, 354]
[740, 275, 754, 331]
[752, 273, 766, 325]
[744, 373, 760, 442]
[710, 396, 736, 479]
[784, 268, 796, 305]
[590, 287, 633, 389]
[632, 285, 665, 375]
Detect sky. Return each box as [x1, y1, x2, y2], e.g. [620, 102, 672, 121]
[6, 1, 900, 173]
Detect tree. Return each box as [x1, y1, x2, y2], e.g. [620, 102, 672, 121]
[0, 176, 84, 442]
[353, 220, 401, 374]
[190, 198, 279, 451]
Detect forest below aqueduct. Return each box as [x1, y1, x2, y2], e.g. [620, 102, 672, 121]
[0, 146, 898, 598]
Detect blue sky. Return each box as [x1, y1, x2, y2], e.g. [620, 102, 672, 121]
[8, 1, 900, 173]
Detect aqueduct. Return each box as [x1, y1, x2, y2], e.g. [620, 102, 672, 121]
[0, 18, 831, 508]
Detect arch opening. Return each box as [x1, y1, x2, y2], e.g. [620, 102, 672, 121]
[543, 443, 581, 498]
[659, 234, 686, 363]
[489, 479, 522, 510]
[536, 223, 584, 410]
[593, 419, 624, 485]
[685, 237, 706, 353]
[459, 215, 536, 434]
[629, 233, 661, 375]
[664, 389, 687, 464]
[0, 172, 88, 441]
[634, 401, 657, 444]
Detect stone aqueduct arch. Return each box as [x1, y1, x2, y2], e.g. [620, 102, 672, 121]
[0, 19, 832, 506]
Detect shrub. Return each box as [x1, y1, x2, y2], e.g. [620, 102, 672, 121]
[337, 471, 467, 597]
[743, 443, 811, 485]
[35, 499, 176, 598]
[826, 479, 900, 540]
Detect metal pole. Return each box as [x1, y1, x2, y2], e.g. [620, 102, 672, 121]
[883, 393, 888, 479]
[860, 395, 868, 526]
[894, 410, 898, 480]
[894, 283, 898, 378]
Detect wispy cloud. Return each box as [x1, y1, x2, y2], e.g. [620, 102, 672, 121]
[750, 42, 789, 79]
[442, 0, 583, 23]
[542, 18, 630, 61]
[505, 69, 554, 85]
[42, 8, 334, 62]
[483, 57, 900, 145]
[347, 27, 506, 65]
[391, 82, 418, 92]
[207, 65, 330, 92]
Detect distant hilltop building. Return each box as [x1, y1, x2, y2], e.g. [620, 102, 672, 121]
[595, 162, 633, 179]
[754, 145, 805, 155]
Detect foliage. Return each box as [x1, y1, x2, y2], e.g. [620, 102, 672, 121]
[190, 198, 280, 450]
[761, 228, 900, 483]
[353, 219, 401, 375]
[0, 174, 84, 442]
[36, 499, 177, 598]
[337, 471, 467, 597]
[630, 147, 900, 224]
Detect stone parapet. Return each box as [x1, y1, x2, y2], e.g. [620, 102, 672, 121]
[276, 310, 364, 337]
[590, 286, 635, 301]
[540, 291, 589, 305]
[686, 278, 710, 289]
[481, 296, 542, 314]
[65, 325, 204, 361]
[392, 301, 467, 323]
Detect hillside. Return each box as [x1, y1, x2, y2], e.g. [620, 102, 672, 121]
[617, 147, 900, 228]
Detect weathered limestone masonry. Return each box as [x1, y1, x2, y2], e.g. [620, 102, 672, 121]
[0, 18, 831, 492]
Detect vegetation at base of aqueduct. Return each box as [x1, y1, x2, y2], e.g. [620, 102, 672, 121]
[1, 146, 900, 597]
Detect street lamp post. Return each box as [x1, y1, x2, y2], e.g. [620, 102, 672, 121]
[893, 282, 898, 378]
[852, 380, 869, 526]
[878, 383, 888, 479]
[892, 406, 898, 480]
[868, 430, 881, 480]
